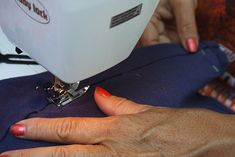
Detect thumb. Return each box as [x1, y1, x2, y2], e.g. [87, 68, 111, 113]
[171, 0, 199, 53]
[94, 87, 148, 116]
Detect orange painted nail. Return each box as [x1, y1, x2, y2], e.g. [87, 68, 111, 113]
[96, 86, 111, 97]
[10, 124, 26, 137]
[186, 37, 198, 53]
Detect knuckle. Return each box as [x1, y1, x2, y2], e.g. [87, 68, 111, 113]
[52, 147, 70, 157]
[172, 0, 184, 6]
[103, 117, 123, 136]
[179, 23, 195, 35]
[30, 118, 44, 138]
[55, 118, 77, 142]
[171, 0, 197, 10]
[111, 116, 133, 134]
[194, 0, 198, 8]
[17, 151, 31, 157]
[115, 98, 131, 111]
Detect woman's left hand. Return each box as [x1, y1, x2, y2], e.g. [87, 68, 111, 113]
[2, 87, 235, 157]
[138, 0, 198, 53]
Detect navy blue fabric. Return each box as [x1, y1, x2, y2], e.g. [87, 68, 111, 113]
[0, 42, 233, 152]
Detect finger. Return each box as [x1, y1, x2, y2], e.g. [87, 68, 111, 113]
[165, 28, 181, 43]
[139, 12, 160, 47]
[170, 0, 199, 53]
[94, 86, 150, 116]
[159, 35, 171, 43]
[10, 117, 113, 144]
[1, 145, 111, 157]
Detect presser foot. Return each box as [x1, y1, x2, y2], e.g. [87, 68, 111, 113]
[39, 77, 90, 107]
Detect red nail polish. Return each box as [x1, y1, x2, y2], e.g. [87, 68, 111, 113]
[0, 155, 9, 157]
[186, 37, 198, 53]
[10, 124, 25, 137]
[96, 86, 111, 97]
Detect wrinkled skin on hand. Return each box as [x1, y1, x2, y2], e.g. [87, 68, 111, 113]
[2, 87, 235, 157]
[138, 0, 198, 53]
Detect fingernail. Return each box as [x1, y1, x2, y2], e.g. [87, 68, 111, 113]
[186, 37, 198, 53]
[96, 86, 111, 97]
[10, 124, 26, 137]
[0, 155, 9, 157]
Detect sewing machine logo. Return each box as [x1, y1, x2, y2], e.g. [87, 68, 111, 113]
[15, 0, 50, 24]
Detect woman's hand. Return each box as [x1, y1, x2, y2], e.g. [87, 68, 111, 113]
[139, 0, 199, 53]
[2, 87, 235, 157]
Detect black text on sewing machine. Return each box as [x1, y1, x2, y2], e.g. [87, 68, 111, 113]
[17, 0, 48, 21]
[33, 4, 48, 21]
[18, 0, 31, 11]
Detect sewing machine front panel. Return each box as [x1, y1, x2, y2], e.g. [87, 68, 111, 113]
[0, 0, 160, 83]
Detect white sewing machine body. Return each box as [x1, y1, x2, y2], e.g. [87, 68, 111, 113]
[0, 0, 159, 83]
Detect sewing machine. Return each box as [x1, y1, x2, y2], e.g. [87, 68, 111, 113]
[0, 0, 160, 106]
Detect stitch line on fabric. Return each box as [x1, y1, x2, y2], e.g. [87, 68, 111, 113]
[89, 54, 188, 87]
[90, 50, 224, 87]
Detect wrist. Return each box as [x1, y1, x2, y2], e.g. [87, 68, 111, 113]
[200, 115, 235, 157]
[228, 116, 235, 137]
[220, 115, 235, 139]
